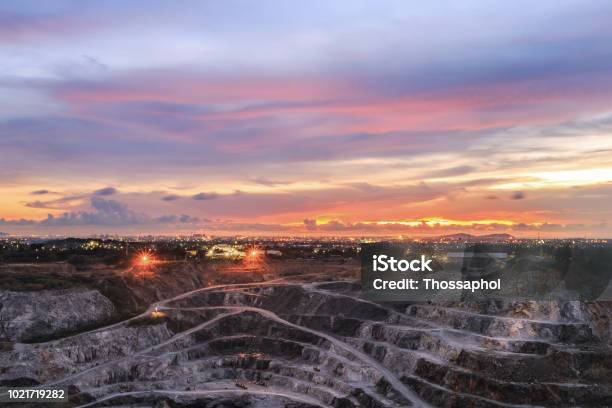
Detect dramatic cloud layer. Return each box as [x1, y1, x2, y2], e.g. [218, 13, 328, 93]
[1, 1, 612, 236]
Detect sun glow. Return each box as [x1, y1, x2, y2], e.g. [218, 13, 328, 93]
[369, 218, 516, 227]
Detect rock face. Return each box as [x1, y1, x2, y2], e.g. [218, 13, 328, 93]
[0, 261, 209, 340]
[0, 274, 610, 407]
[0, 289, 115, 342]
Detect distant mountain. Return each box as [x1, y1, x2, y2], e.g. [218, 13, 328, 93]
[438, 233, 514, 242]
[0, 232, 9, 237]
[439, 233, 473, 241]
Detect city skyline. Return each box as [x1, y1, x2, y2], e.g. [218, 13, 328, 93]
[2, 1, 612, 237]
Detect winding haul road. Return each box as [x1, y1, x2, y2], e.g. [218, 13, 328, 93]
[30, 276, 431, 408]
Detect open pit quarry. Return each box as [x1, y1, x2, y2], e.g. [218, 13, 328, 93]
[0, 261, 610, 407]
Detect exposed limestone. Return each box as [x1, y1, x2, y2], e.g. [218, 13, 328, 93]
[0, 289, 115, 342]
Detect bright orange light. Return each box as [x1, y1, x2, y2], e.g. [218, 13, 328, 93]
[246, 247, 262, 260]
[243, 246, 264, 268]
[134, 250, 157, 268]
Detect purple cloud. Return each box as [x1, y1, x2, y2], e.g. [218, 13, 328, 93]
[35, 197, 203, 226]
[192, 192, 219, 201]
[94, 187, 118, 196]
[155, 214, 200, 223]
[161, 194, 181, 201]
[30, 189, 52, 195]
[25, 200, 55, 209]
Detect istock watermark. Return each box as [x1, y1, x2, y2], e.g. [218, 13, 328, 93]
[372, 254, 433, 272]
[360, 242, 612, 302]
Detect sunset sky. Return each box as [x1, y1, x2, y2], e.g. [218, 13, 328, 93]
[1, 0, 612, 237]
